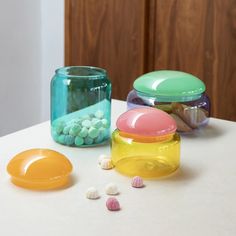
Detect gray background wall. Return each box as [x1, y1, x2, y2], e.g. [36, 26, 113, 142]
[0, 0, 64, 136]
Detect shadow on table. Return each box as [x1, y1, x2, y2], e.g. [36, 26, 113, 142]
[180, 124, 225, 139]
[159, 165, 199, 182]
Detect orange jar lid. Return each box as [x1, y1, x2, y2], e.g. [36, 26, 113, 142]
[7, 148, 73, 190]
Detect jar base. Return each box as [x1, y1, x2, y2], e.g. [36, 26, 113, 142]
[114, 156, 179, 179]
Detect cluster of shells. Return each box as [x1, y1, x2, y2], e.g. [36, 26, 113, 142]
[156, 102, 208, 132]
[85, 155, 145, 211]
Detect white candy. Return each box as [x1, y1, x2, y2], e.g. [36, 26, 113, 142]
[86, 187, 99, 199]
[105, 183, 119, 195]
[98, 154, 110, 164]
[100, 159, 113, 170]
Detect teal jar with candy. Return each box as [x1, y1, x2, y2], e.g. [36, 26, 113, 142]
[51, 66, 111, 147]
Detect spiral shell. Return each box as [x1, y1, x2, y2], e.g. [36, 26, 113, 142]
[106, 197, 120, 211]
[98, 154, 110, 164]
[131, 176, 144, 188]
[100, 159, 113, 170]
[105, 183, 119, 195]
[86, 187, 99, 199]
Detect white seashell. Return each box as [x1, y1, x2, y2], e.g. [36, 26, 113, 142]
[86, 187, 99, 199]
[100, 159, 113, 170]
[98, 154, 110, 164]
[105, 183, 119, 195]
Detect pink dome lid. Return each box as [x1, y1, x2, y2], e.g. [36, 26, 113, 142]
[116, 107, 176, 137]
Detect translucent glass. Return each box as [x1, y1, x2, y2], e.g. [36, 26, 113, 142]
[127, 90, 210, 133]
[7, 149, 73, 190]
[51, 66, 111, 147]
[111, 130, 180, 178]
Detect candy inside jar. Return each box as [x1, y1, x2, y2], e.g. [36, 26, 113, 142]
[51, 66, 111, 147]
[127, 70, 210, 133]
[51, 107, 110, 147]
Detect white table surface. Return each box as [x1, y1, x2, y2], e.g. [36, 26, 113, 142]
[0, 99, 236, 236]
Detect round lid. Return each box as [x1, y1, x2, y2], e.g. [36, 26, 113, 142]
[133, 70, 206, 102]
[7, 149, 73, 181]
[116, 107, 176, 137]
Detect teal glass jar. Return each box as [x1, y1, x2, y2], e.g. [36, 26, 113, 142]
[51, 66, 111, 147]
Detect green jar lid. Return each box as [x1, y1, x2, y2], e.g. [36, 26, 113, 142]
[133, 70, 206, 102]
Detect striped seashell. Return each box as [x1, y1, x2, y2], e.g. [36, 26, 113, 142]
[105, 183, 119, 195]
[106, 197, 120, 211]
[98, 154, 110, 164]
[86, 187, 99, 199]
[100, 159, 113, 170]
[131, 176, 144, 188]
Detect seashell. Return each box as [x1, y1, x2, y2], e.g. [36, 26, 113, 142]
[98, 154, 110, 164]
[105, 183, 119, 195]
[183, 107, 207, 128]
[131, 176, 144, 188]
[100, 159, 113, 170]
[86, 187, 99, 199]
[172, 103, 208, 129]
[170, 113, 192, 132]
[106, 197, 120, 211]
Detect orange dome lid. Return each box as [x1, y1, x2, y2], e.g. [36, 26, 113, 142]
[7, 148, 73, 190]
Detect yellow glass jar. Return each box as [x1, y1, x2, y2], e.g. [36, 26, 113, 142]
[111, 107, 180, 178]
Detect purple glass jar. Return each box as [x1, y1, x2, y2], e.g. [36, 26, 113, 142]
[127, 70, 211, 133]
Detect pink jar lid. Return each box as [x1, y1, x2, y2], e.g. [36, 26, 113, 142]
[116, 107, 176, 137]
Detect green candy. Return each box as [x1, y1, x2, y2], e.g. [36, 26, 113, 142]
[65, 135, 75, 146]
[82, 119, 91, 128]
[94, 134, 104, 144]
[84, 137, 93, 145]
[69, 124, 81, 136]
[95, 110, 104, 119]
[88, 127, 99, 139]
[75, 136, 84, 146]
[63, 125, 71, 135]
[58, 134, 66, 144]
[67, 119, 77, 126]
[92, 118, 103, 129]
[101, 119, 109, 128]
[79, 127, 88, 138]
[98, 127, 106, 137]
[54, 122, 64, 134]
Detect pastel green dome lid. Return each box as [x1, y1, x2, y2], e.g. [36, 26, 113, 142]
[133, 70, 206, 102]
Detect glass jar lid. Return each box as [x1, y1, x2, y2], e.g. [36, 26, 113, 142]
[7, 149, 73, 189]
[133, 70, 206, 102]
[116, 107, 176, 137]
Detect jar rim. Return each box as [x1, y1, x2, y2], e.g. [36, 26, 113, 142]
[134, 89, 203, 102]
[55, 66, 107, 78]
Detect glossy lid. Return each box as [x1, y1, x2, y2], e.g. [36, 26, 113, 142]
[133, 70, 206, 102]
[7, 149, 73, 189]
[116, 107, 176, 137]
